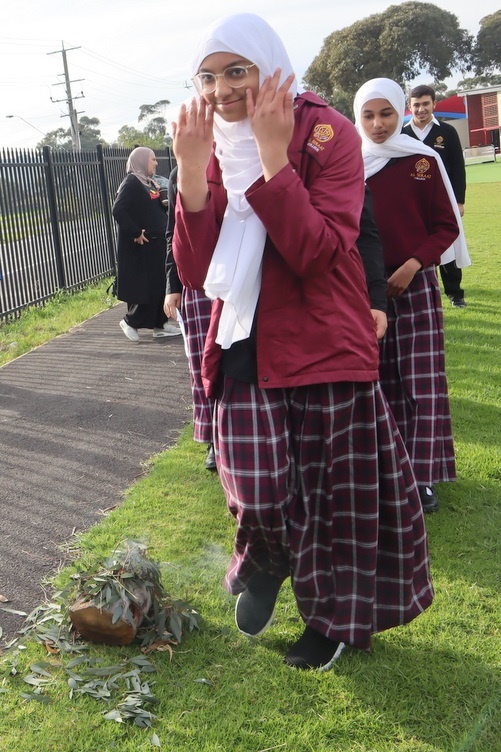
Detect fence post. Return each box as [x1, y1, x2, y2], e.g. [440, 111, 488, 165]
[43, 146, 66, 291]
[96, 144, 117, 273]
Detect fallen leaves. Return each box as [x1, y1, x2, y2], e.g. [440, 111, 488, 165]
[141, 640, 175, 658]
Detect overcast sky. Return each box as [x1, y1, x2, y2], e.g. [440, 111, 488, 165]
[1, 0, 498, 148]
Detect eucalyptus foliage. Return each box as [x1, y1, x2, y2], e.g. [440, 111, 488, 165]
[0, 541, 200, 730]
[473, 11, 501, 74]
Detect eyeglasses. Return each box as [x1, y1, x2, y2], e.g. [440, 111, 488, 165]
[192, 64, 256, 94]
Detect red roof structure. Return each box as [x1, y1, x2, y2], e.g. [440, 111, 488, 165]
[433, 94, 467, 118]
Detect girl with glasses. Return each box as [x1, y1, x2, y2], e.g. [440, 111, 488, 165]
[171, 13, 433, 670]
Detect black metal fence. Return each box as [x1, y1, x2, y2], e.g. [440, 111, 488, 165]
[0, 145, 174, 321]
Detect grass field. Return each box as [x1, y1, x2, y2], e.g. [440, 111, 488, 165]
[0, 172, 499, 752]
[465, 155, 501, 184]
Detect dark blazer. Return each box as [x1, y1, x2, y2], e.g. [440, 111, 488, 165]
[402, 120, 466, 203]
[112, 174, 168, 304]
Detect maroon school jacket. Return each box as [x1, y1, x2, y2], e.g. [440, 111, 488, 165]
[173, 92, 380, 396]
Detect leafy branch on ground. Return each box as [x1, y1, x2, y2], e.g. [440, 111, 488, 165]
[0, 541, 200, 731]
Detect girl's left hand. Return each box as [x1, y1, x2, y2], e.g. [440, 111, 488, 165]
[246, 68, 295, 180]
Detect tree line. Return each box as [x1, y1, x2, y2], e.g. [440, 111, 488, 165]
[37, 3, 501, 148]
[304, 4, 501, 117]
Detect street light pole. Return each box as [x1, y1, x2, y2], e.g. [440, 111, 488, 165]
[6, 115, 47, 137]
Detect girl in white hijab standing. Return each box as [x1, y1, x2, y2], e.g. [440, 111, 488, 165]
[353, 78, 466, 513]
[172, 16, 433, 670]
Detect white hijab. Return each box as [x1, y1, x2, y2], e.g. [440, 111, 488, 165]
[353, 78, 470, 268]
[192, 13, 297, 349]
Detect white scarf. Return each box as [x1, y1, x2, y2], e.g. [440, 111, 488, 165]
[353, 78, 470, 268]
[191, 13, 297, 348]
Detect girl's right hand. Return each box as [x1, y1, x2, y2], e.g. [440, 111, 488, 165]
[172, 98, 213, 212]
[172, 97, 214, 171]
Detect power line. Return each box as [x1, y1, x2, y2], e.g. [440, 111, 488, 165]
[70, 62, 182, 89]
[79, 46, 182, 84]
[0, 38, 184, 87]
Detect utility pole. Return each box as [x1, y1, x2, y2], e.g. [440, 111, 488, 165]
[48, 42, 84, 150]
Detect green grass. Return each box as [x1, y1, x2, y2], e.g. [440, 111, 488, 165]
[465, 155, 501, 184]
[0, 279, 116, 367]
[0, 211, 48, 243]
[0, 179, 500, 751]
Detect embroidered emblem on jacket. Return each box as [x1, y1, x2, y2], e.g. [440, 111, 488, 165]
[307, 124, 334, 153]
[411, 157, 432, 181]
[434, 135, 445, 149]
[415, 158, 430, 174]
[313, 124, 334, 142]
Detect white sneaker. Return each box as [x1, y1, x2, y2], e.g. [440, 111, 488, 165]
[119, 319, 139, 342]
[153, 322, 181, 338]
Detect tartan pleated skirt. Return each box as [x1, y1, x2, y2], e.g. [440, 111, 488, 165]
[215, 376, 434, 650]
[379, 266, 456, 487]
[181, 287, 215, 444]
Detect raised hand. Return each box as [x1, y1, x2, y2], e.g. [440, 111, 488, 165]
[172, 97, 214, 212]
[246, 68, 296, 181]
[172, 97, 214, 170]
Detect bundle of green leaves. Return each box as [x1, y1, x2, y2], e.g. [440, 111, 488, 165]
[0, 541, 201, 729]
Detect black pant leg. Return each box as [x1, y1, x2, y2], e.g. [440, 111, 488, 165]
[439, 261, 464, 300]
[125, 302, 165, 329]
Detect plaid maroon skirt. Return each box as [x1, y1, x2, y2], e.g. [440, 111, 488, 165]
[181, 287, 214, 444]
[380, 266, 456, 486]
[215, 377, 433, 649]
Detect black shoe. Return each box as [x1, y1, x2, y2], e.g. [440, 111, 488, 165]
[419, 485, 439, 513]
[205, 444, 217, 471]
[235, 572, 283, 637]
[284, 626, 345, 671]
[450, 297, 467, 308]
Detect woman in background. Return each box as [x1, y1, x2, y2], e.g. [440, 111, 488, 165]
[112, 146, 180, 342]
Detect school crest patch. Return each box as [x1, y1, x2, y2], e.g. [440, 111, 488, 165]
[411, 157, 432, 181]
[307, 123, 334, 153]
[415, 158, 431, 175]
[313, 124, 334, 142]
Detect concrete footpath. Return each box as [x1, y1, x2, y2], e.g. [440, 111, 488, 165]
[0, 303, 192, 647]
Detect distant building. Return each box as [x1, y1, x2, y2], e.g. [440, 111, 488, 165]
[404, 87, 501, 153]
[461, 85, 501, 152]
